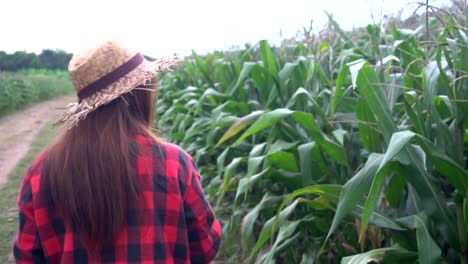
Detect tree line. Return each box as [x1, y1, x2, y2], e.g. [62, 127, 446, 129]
[0, 50, 73, 71]
[0, 49, 159, 72]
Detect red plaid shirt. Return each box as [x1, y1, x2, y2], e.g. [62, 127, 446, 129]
[13, 136, 222, 263]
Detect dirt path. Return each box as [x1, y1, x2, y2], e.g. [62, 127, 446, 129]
[0, 96, 74, 187]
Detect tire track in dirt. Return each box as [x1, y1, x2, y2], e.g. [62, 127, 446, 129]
[0, 95, 74, 187]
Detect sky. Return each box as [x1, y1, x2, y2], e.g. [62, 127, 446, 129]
[0, 0, 452, 57]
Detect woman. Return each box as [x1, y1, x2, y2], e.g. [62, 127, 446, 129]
[13, 41, 222, 263]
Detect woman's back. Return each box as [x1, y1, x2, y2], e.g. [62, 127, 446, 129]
[14, 136, 221, 263]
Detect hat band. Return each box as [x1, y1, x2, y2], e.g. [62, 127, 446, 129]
[77, 53, 144, 102]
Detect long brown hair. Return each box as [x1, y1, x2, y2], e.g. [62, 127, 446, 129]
[42, 80, 157, 245]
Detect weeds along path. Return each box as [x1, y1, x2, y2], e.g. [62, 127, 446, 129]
[0, 95, 74, 187]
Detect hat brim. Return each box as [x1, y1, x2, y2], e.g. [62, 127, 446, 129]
[56, 57, 178, 129]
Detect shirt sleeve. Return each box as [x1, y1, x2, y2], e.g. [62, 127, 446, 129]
[13, 166, 46, 264]
[183, 158, 222, 264]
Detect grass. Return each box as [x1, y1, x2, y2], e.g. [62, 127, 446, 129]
[0, 123, 57, 263]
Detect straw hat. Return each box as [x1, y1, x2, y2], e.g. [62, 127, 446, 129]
[57, 40, 177, 129]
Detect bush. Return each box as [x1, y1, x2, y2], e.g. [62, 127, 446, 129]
[0, 72, 73, 117]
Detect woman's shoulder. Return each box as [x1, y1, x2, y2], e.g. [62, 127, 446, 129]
[18, 150, 48, 201]
[136, 135, 194, 163]
[28, 150, 48, 177]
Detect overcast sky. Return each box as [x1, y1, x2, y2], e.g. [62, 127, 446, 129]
[0, 0, 451, 57]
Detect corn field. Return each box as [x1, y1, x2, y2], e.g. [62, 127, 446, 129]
[156, 4, 467, 264]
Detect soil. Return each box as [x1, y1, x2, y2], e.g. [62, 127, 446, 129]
[0, 96, 74, 187]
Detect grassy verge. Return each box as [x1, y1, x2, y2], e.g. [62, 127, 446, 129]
[0, 124, 57, 263]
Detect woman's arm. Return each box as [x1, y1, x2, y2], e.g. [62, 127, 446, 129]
[13, 165, 46, 264]
[183, 158, 222, 264]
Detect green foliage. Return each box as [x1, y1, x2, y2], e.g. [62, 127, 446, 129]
[0, 72, 73, 116]
[157, 3, 468, 263]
